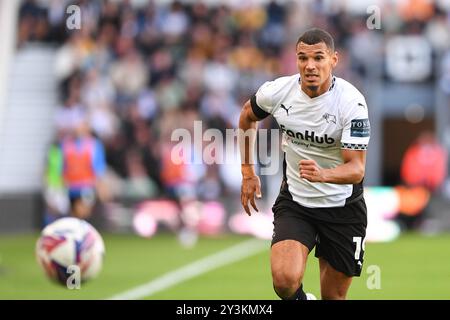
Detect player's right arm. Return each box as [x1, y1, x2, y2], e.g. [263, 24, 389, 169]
[239, 80, 277, 215]
[239, 100, 263, 216]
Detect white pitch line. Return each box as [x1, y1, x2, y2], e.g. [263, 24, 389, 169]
[107, 238, 267, 300]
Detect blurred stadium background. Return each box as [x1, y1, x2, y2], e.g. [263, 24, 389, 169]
[1, 0, 450, 299]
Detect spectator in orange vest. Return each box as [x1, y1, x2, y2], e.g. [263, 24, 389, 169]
[401, 132, 448, 192]
[61, 118, 108, 219]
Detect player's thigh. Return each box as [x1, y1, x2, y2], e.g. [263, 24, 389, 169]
[314, 199, 367, 279]
[314, 218, 366, 279]
[271, 207, 317, 284]
[319, 257, 353, 300]
[271, 240, 310, 287]
[315, 219, 365, 299]
[271, 200, 318, 250]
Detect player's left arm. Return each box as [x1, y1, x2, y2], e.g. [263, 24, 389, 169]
[301, 95, 369, 184]
[299, 149, 366, 184]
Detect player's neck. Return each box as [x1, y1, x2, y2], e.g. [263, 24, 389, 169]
[300, 75, 333, 98]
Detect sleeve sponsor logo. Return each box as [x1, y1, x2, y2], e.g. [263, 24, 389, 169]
[350, 119, 370, 137]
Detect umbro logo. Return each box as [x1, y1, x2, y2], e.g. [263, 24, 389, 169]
[322, 113, 336, 124]
[280, 104, 292, 115]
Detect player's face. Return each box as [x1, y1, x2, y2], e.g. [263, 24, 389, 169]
[296, 41, 338, 96]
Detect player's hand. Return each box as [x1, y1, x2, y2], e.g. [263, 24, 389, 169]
[240, 175, 262, 216]
[299, 159, 325, 183]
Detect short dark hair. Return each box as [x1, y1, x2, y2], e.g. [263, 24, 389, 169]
[296, 28, 335, 52]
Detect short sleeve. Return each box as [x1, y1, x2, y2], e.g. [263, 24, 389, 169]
[93, 139, 107, 177]
[250, 81, 276, 119]
[341, 99, 370, 151]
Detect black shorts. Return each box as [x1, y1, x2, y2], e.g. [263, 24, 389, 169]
[271, 197, 367, 277]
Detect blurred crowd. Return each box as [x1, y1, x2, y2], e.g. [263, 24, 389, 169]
[16, 0, 450, 220]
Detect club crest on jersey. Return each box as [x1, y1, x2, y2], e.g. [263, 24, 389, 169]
[280, 104, 292, 115]
[322, 113, 336, 124]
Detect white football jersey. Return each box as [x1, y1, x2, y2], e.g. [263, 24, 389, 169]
[251, 74, 370, 208]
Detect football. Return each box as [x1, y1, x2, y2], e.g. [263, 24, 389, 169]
[35, 217, 105, 286]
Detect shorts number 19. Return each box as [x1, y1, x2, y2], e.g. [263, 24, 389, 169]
[352, 236, 365, 260]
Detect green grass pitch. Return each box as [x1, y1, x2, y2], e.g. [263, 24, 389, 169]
[0, 232, 449, 299]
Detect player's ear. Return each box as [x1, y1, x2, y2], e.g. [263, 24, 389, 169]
[331, 51, 338, 68]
